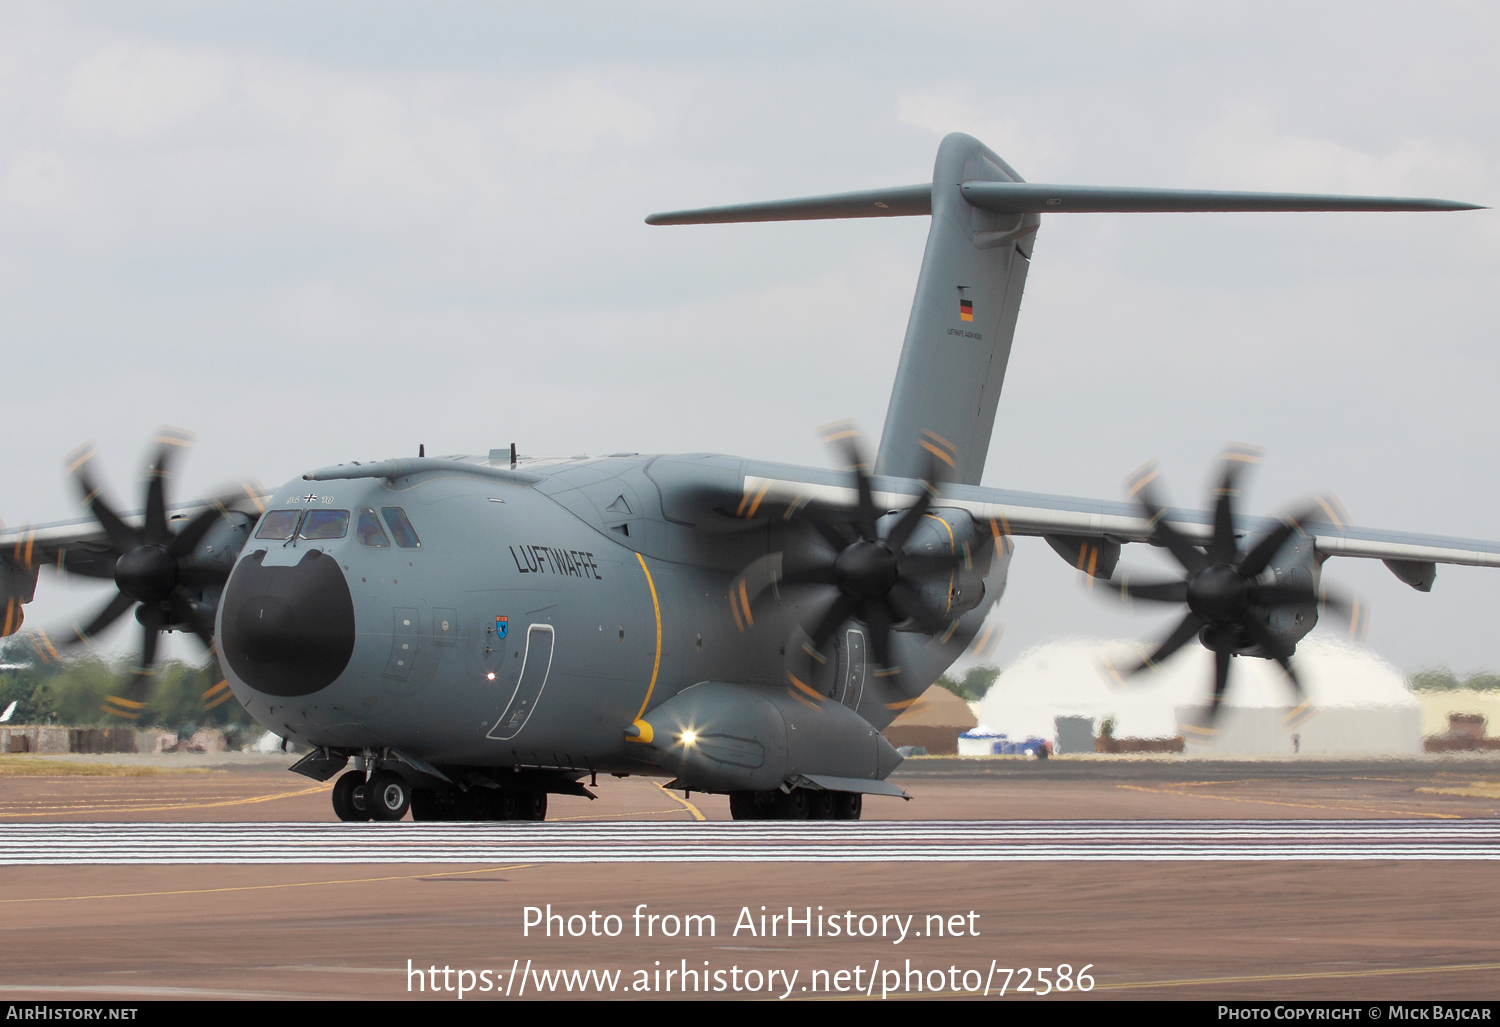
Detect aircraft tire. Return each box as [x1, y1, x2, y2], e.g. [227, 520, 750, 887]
[409, 789, 443, 821]
[833, 792, 862, 821]
[728, 792, 762, 821]
[807, 789, 836, 820]
[514, 790, 547, 821]
[492, 790, 519, 821]
[332, 770, 371, 822]
[449, 789, 482, 821]
[367, 770, 411, 821]
[777, 788, 810, 820]
[729, 790, 814, 820]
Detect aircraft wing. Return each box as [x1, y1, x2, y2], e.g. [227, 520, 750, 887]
[1, 515, 116, 595]
[724, 460, 1500, 590]
[0, 488, 269, 635]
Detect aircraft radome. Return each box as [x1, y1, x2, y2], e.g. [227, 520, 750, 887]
[0, 133, 1489, 822]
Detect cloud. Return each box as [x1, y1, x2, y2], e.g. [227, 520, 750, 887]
[894, 87, 1065, 176]
[1188, 104, 1488, 194]
[67, 41, 226, 140]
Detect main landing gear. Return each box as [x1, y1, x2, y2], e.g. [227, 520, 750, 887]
[729, 788, 861, 821]
[331, 770, 548, 822]
[409, 786, 547, 822]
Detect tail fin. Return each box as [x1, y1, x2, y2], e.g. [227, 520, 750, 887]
[875, 133, 1034, 485]
[646, 134, 1480, 486]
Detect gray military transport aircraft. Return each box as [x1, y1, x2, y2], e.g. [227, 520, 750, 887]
[0, 133, 1491, 822]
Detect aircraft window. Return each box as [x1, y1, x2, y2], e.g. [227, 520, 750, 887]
[254, 510, 301, 540]
[381, 507, 421, 549]
[300, 509, 350, 540]
[356, 508, 390, 548]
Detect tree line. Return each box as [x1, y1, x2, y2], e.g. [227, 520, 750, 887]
[0, 643, 256, 735]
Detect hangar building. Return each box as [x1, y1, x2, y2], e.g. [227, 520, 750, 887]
[974, 636, 1422, 756]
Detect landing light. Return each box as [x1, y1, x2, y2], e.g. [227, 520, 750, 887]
[681, 730, 697, 748]
[486, 672, 496, 680]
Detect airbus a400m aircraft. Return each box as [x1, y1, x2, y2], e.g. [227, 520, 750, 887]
[1, 133, 1492, 822]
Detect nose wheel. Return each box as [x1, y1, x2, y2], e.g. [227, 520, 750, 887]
[366, 770, 412, 821]
[331, 768, 413, 821]
[331, 770, 372, 822]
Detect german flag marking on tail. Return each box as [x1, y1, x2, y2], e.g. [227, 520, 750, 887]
[959, 298, 974, 322]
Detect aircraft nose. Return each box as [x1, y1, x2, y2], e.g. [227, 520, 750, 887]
[220, 549, 356, 697]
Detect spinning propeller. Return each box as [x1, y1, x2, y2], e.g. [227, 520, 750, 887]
[32, 429, 252, 719]
[730, 424, 976, 704]
[1102, 445, 1361, 727]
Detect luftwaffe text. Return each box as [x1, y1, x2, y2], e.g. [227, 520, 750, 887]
[509, 545, 602, 580]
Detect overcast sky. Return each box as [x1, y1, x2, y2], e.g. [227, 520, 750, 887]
[2, 1, 1496, 676]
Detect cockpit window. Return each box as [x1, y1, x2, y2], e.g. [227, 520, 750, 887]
[254, 510, 301, 540]
[356, 508, 390, 548]
[381, 507, 421, 548]
[299, 509, 350, 540]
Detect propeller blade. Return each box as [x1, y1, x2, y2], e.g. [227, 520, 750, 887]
[1209, 489, 1237, 566]
[1107, 577, 1189, 603]
[884, 453, 939, 553]
[805, 593, 860, 657]
[1239, 615, 1303, 697]
[1208, 445, 1260, 565]
[1207, 647, 1233, 720]
[170, 587, 216, 648]
[783, 625, 831, 702]
[821, 423, 878, 541]
[142, 428, 195, 546]
[66, 592, 136, 647]
[1315, 586, 1369, 641]
[134, 603, 163, 677]
[884, 581, 951, 635]
[1146, 515, 1208, 576]
[1126, 466, 1207, 575]
[863, 599, 899, 682]
[728, 553, 785, 629]
[1238, 505, 1321, 578]
[806, 515, 856, 555]
[52, 548, 119, 580]
[65, 445, 136, 553]
[778, 560, 838, 588]
[1122, 610, 1204, 676]
[166, 505, 225, 560]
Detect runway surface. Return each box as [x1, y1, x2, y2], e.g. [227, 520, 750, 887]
[6, 819, 1500, 864]
[2, 759, 1497, 1000]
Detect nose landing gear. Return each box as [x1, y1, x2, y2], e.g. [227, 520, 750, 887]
[330, 765, 412, 822]
[331, 770, 372, 822]
[366, 770, 412, 821]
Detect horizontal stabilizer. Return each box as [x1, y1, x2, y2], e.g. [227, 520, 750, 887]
[645, 184, 931, 225]
[960, 181, 1484, 214]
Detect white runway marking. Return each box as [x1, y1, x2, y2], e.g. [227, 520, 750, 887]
[0, 820, 1497, 864]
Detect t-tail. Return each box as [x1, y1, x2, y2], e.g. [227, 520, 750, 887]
[646, 133, 1481, 486]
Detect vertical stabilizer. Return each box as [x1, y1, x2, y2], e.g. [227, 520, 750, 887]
[873, 133, 1037, 486]
[644, 133, 1472, 486]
